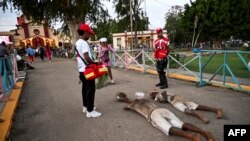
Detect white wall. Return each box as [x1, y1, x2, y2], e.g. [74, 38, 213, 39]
[112, 30, 167, 50]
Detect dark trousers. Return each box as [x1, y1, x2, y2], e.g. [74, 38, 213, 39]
[40, 54, 45, 61]
[79, 72, 96, 112]
[156, 58, 168, 85]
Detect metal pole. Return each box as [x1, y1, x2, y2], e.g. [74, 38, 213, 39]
[198, 51, 206, 87]
[142, 49, 145, 73]
[192, 15, 198, 48]
[167, 55, 170, 76]
[222, 52, 227, 85]
[130, 0, 133, 50]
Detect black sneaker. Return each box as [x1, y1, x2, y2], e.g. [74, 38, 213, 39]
[160, 84, 168, 89]
[155, 83, 163, 87]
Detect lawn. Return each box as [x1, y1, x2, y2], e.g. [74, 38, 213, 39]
[184, 53, 250, 79]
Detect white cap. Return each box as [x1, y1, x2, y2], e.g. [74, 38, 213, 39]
[99, 37, 107, 42]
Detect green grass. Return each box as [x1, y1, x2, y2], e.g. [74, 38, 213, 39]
[184, 53, 250, 79]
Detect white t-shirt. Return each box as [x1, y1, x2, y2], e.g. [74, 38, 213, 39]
[75, 39, 93, 72]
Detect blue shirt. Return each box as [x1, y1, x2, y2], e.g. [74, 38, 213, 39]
[27, 47, 35, 56]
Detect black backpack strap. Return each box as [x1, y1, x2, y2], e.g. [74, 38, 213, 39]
[74, 47, 88, 65]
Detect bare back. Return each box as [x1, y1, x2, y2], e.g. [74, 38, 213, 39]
[169, 95, 190, 105]
[126, 99, 157, 120]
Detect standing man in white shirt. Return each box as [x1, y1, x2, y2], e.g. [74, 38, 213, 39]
[75, 23, 101, 118]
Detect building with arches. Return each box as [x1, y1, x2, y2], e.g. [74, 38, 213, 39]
[0, 15, 58, 48]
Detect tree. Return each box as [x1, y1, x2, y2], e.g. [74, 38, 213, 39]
[112, 0, 149, 48]
[202, 0, 250, 49]
[164, 5, 187, 47]
[181, 0, 211, 48]
[0, 0, 110, 46]
[226, 0, 250, 40]
[94, 19, 117, 43]
[182, 0, 250, 49]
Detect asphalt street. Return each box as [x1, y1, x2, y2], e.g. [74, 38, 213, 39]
[9, 58, 250, 141]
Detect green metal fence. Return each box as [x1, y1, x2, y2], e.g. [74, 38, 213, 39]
[111, 49, 250, 92]
[198, 50, 250, 92]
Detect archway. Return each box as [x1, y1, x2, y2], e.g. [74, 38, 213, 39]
[32, 36, 45, 47]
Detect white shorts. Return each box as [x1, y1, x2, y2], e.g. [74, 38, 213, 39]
[173, 102, 199, 112]
[150, 108, 184, 135]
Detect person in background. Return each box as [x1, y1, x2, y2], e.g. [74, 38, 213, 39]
[75, 23, 101, 118]
[16, 53, 35, 71]
[65, 50, 69, 59]
[45, 44, 52, 62]
[35, 47, 39, 57]
[0, 42, 12, 88]
[0, 41, 13, 102]
[39, 45, 45, 61]
[154, 28, 170, 89]
[27, 45, 35, 63]
[0, 41, 9, 57]
[98, 37, 115, 84]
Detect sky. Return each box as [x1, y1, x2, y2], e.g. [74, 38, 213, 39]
[0, 0, 190, 32]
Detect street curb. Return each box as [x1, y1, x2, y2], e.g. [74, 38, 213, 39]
[128, 66, 250, 92]
[0, 82, 24, 141]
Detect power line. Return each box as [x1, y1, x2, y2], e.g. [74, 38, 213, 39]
[153, 0, 173, 7]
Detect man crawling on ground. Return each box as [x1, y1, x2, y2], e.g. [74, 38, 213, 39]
[115, 92, 215, 141]
[149, 90, 223, 124]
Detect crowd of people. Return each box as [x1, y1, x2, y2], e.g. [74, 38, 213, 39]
[0, 40, 63, 122]
[26, 44, 53, 63]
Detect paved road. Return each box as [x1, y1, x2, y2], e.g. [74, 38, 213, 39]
[9, 58, 250, 141]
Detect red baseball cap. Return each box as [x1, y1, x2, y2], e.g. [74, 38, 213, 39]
[79, 23, 95, 35]
[156, 28, 163, 33]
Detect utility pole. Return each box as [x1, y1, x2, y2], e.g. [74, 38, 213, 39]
[192, 15, 198, 48]
[144, 0, 148, 30]
[130, 0, 133, 50]
[134, 0, 139, 50]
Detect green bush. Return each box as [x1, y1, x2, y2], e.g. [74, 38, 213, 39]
[239, 46, 250, 51]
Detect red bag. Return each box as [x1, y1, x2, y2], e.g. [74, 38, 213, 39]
[155, 50, 168, 59]
[158, 50, 167, 59]
[75, 47, 108, 80]
[97, 63, 108, 76]
[84, 64, 98, 80]
[84, 63, 108, 80]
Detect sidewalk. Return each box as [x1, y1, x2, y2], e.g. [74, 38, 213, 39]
[0, 71, 26, 141]
[0, 82, 24, 140]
